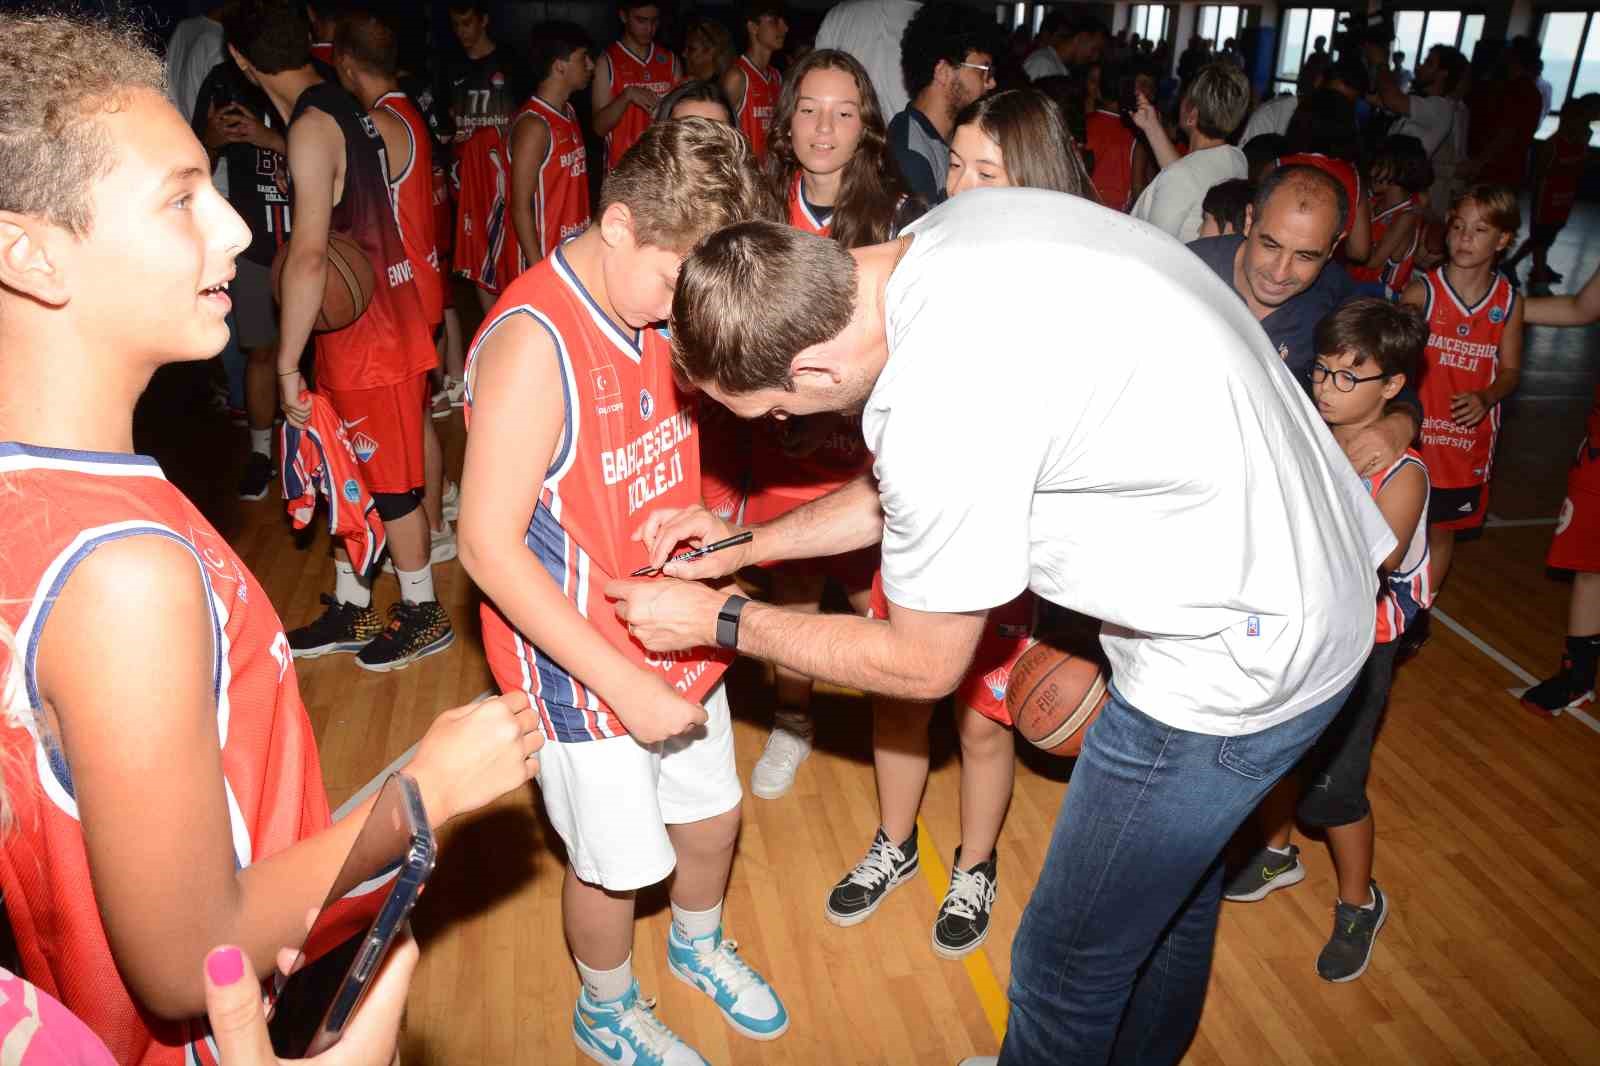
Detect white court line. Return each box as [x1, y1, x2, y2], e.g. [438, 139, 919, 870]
[1484, 514, 1559, 528]
[1432, 608, 1600, 737]
[331, 688, 495, 820]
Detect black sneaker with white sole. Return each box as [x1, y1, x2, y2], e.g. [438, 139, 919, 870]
[932, 848, 997, 959]
[1223, 843, 1306, 902]
[286, 595, 383, 658]
[1316, 881, 1388, 982]
[238, 451, 274, 501]
[355, 600, 454, 672]
[825, 827, 919, 926]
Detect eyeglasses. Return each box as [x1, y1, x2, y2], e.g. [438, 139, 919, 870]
[959, 61, 993, 77]
[1311, 362, 1388, 393]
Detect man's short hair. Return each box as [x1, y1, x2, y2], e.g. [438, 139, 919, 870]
[224, 0, 311, 74]
[1451, 183, 1521, 235]
[671, 222, 856, 393]
[1038, 9, 1072, 37]
[1202, 178, 1255, 233]
[448, 1, 491, 15]
[1314, 298, 1426, 380]
[599, 117, 778, 253]
[899, 2, 1005, 99]
[743, 0, 786, 25]
[1184, 62, 1250, 140]
[528, 21, 592, 85]
[0, 13, 164, 236]
[1326, 53, 1371, 96]
[333, 10, 399, 77]
[1255, 163, 1348, 242]
[1242, 132, 1288, 180]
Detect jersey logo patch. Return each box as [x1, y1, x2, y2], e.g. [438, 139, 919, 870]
[983, 666, 1010, 702]
[351, 431, 379, 463]
[1489, 306, 1505, 323]
[639, 388, 654, 420]
[1246, 615, 1261, 637]
[342, 478, 361, 503]
[1457, 323, 1471, 336]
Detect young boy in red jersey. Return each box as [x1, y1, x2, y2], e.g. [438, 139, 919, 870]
[228, 0, 453, 672]
[1225, 299, 1432, 983]
[593, 2, 680, 172]
[1401, 184, 1523, 600]
[724, 0, 788, 162]
[1507, 95, 1599, 291]
[509, 22, 595, 274]
[456, 119, 786, 1064]
[1349, 134, 1431, 299]
[0, 12, 538, 1063]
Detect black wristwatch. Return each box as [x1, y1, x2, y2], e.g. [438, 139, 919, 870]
[715, 595, 748, 650]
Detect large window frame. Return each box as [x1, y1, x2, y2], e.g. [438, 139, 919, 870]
[1196, 5, 1250, 52]
[1390, 10, 1486, 76]
[1273, 7, 1342, 93]
[1537, 8, 1600, 117]
[1127, 4, 1174, 47]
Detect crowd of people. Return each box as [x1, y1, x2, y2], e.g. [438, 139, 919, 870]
[1, 1, 1597, 1064]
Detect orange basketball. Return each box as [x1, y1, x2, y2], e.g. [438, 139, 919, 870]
[1005, 643, 1109, 757]
[270, 231, 375, 332]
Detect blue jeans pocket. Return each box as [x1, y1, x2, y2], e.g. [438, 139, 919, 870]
[1216, 735, 1271, 779]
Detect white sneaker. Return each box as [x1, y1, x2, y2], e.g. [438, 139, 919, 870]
[441, 480, 460, 523]
[750, 715, 813, 799]
[445, 375, 467, 407]
[382, 523, 457, 573]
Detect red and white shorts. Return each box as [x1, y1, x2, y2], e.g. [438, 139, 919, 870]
[322, 373, 429, 494]
[1549, 448, 1600, 572]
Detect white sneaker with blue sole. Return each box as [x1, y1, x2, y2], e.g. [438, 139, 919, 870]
[572, 980, 709, 1066]
[665, 924, 789, 1041]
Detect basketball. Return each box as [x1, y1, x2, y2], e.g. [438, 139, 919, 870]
[270, 231, 375, 332]
[1005, 642, 1110, 757]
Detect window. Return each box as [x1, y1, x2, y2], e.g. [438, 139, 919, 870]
[1391, 10, 1487, 75]
[1128, 4, 1170, 46]
[1274, 7, 1338, 92]
[1541, 10, 1600, 115]
[1197, 5, 1246, 51]
[995, 2, 1075, 35]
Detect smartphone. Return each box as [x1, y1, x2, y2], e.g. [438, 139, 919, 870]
[266, 772, 435, 1058]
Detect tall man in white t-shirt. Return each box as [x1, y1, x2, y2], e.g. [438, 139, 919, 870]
[607, 189, 1395, 1064]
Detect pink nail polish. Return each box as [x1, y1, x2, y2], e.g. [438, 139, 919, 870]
[206, 946, 245, 985]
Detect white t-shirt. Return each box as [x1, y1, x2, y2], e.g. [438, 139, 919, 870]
[1023, 46, 1068, 82]
[166, 16, 228, 198]
[865, 189, 1393, 736]
[1130, 144, 1247, 243]
[1239, 94, 1297, 145]
[815, 0, 920, 120]
[1392, 95, 1469, 221]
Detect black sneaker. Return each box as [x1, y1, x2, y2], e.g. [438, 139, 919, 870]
[238, 451, 274, 501]
[825, 827, 919, 927]
[1521, 635, 1600, 717]
[932, 848, 997, 959]
[1223, 844, 1306, 902]
[1317, 881, 1388, 982]
[356, 600, 454, 672]
[286, 595, 383, 658]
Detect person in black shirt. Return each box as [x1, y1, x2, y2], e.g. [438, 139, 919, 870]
[444, 1, 521, 140]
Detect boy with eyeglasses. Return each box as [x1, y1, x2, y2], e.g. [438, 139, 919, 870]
[1223, 298, 1433, 983]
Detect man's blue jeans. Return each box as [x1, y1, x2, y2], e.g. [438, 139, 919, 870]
[998, 679, 1353, 1065]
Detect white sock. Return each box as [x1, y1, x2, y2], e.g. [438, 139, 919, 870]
[1343, 891, 1377, 910]
[575, 954, 633, 1003]
[249, 427, 272, 457]
[334, 559, 371, 607]
[1266, 843, 1293, 857]
[396, 565, 435, 604]
[671, 899, 723, 945]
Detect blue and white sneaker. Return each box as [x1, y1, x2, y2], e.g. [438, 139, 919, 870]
[666, 924, 790, 1041]
[572, 981, 710, 1066]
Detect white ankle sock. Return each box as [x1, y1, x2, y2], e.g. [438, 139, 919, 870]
[1266, 843, 1293, 857]
[396, 565, 435, 604]
[249, 427, 272, 457]
[576, 954, 633, 1003]
[671, 900, 722, 945]
[334, 559, 371, 607]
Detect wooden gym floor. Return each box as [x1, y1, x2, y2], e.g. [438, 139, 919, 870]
[142, 206, 1600, 1064]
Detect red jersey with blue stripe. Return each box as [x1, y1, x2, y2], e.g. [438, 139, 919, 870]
[464, 249, 731, 742]
[0, 443, 330, 1066]
[510, 96, 591, 270]
[281, 393, 387, 575]
[1350, 194, 1421, 296]
[1085, 110, 1136, 211]
[787, 173, 831, 235]
[451, 125, 517, 293]
[1416, 267, 1516, 488]
[734, 55, 782, 162]
[375, 91, 444, 328]
[1364, 449, 1432, 643]
[603, 42, 678, 171]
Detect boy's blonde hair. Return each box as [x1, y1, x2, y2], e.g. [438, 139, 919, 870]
[599, 117, 780, 252]
[1450, 183, 1521, 236]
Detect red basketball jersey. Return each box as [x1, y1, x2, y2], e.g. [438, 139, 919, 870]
[290, 84, 435, 391]
[451, 124, 518, 293]
[509, 96, 591, 271]
[604, 41, 678, 171]
[1364, 449, 1432, 643]
[0, 443, 330, 1066]
[1085, 110, 1136, 211]
[734, 55, 782, 162]
[1416, 267, 1517, 488]
[375, 91, 444, 328]
[786, 173, 830, 235]
[463, 249, 731, 742]
[1349, 194, 1421, 296]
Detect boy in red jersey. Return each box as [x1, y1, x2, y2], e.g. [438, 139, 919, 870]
[332, 10, 457, 565]
[593, 2, 680, 172]
[1225, 299, 1431, 984]
[724, 0, 788, 161]
[1401, 184, 1523, 599]
[509, 22, 594, 273]
[456, 119, 787, 1064]
[0, 11, 539, 1063]
[1349, 134, 1431, 299]
[228, 0, 453, 672]
[1507, 95, 1599, 291]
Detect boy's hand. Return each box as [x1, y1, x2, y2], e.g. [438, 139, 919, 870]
[610, 675, 710, 744]
[633, 505, 751, 578]
[625, 85, 662, 112]
[279, 375, 313, 427]
[1450, 390, 1491, 427]
[1130, 91, 1161, 136]
[408, 691, 541, 827]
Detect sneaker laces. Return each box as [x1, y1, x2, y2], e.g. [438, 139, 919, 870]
[613, 994, 682, 1057]
[1330, 900, 1374, 941]
[690, 939, 762, 1000]
[845, 835, 905, 891]
[758, 727, 810, 774]
[942, 865, 995, 922]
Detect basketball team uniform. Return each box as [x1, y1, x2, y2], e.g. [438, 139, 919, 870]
[451, 125, 518, 293]
[1367, 449, 1433, 642]
[1548, 388, 1600, 573]
[463, 249, 737, 890]
[290, 83, 436, 495]
[1084, 109, 1136, 211]
[603, 41, 677, 171]
[1348, 194, 1422, 298]
[0, 444, 331, 1066]
[733, 55, 781, 162]
[1534, 132, 1589, 244]
[508, 96, 591, 272]
[446, 49, 520, 140]
[375, 91, 444, 329]
[1415, 266, 1516, 531]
